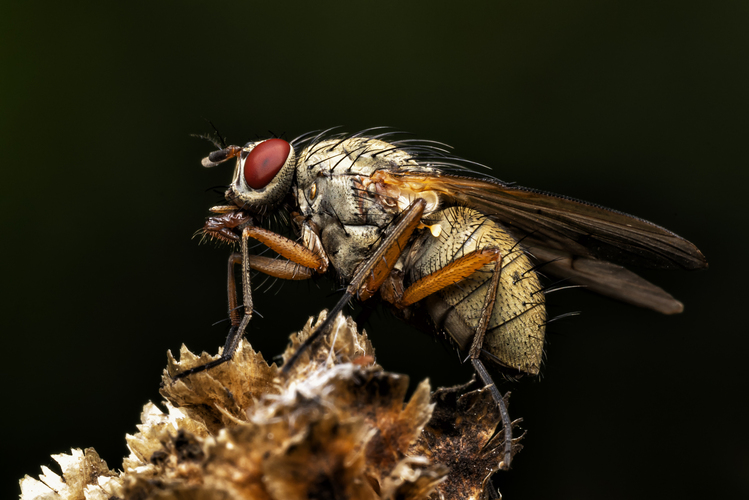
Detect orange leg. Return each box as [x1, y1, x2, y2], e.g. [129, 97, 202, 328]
[395, 248, 501, 307]
[357, 199, 427, 301]
[227, 253, 242, 326]
[173, 225, 320, 380]
[244, 226, 328, 272]
[245, 254, 315, 281]
[226, 253, 315, 326]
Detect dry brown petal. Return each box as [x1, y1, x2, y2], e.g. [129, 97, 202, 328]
[261, 414, 377, 500]
[161, 337, 281, 434]
[253, 364, 436, 489]
[123, 401, 210, 472]
[379, 456, 448, 500]
[412, 379, 521, 500]
[20, 448, 122, 500]
[280, 312, 376, 379]
[124, 487, 236, 500]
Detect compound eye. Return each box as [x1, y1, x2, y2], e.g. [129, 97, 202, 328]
[243, 139, 291, 189]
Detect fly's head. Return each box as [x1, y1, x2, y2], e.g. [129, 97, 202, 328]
[202, 138, 297, 215]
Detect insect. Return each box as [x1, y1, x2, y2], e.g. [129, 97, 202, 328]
[175, 127, 707, 469]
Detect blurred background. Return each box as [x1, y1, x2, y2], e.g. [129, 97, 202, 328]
[2, 1, 746, 498]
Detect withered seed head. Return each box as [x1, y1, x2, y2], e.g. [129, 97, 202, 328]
[20, 312, 520, 500]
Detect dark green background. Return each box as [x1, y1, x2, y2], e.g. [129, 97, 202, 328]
[3, 1, 746, 498]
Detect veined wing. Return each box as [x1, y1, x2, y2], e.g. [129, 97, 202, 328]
[375, 171, 707, 314]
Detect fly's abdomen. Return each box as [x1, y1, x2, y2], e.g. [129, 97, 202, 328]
[407, 207, 547, 375]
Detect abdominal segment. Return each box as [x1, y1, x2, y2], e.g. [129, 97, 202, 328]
[407, 207, 547, 375]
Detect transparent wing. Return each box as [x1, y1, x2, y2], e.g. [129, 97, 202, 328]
[378, 171, 708, 314]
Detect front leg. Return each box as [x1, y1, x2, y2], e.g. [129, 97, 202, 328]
[172, 231, 257, 380]
[173, 212, 328, 380]
[202, 209, 328, 275]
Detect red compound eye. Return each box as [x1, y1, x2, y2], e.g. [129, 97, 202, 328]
[243, 139, 291, 189]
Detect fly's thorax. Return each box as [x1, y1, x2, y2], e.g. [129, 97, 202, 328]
[296, 137, 441, 216]
[315, 214, 386, 281]
[296, 137, 420, 183]
[407, 207, 547, 375]
[294, 138, 441, 281]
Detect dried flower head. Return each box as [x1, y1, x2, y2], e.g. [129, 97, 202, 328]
[20, 311, 521, 500]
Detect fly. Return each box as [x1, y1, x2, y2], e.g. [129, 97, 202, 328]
[174, 128, 708, 470]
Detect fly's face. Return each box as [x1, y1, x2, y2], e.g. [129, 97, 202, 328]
[203, 138, 297, 214]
